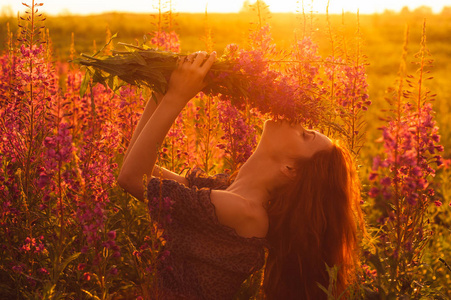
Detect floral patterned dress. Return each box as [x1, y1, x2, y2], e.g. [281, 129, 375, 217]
[147, 168, 267, 300]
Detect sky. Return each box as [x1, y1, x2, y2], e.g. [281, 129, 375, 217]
[1, 0, 450, 16]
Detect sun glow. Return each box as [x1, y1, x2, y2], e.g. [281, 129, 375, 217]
[237, 0, 449, 14]
[0, 0, 449, 15]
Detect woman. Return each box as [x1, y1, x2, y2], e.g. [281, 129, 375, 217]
[118, 51, 364, 299]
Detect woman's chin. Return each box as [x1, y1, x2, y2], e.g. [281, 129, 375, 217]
[262, 120, 276, 135]
[264, 119, 289, 130]
[261, 121, 279, 143]
[264, 119, 280, 127]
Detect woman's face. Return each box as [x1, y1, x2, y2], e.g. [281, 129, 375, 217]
[259, 119, 332, 159]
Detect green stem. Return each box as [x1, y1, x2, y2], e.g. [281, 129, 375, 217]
[204, 97, 212, 173]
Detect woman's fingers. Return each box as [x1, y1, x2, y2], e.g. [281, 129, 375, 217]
[200, 51, 216, 74]
[192, 51, 207, 67]
[182, 52, 200, 66]
[180, 51, 216, 70]
[185, 54, 195, 63]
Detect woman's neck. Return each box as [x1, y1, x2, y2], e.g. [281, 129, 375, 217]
[226, 152, 276, 209]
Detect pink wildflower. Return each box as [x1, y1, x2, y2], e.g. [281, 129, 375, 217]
[107, 230, 116, 240]
[83, 272, 91, 281]
[109, 267, 118, 276]
[38, 268, 49, 276]
[150, 31, 181, 53]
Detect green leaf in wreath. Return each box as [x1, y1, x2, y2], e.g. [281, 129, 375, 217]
[80, 69, 92, 98]
[131, 52, 147, 66]
[92, 69, 108, 90]
[107, 75, 119, 92]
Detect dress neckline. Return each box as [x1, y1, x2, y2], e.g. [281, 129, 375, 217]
[205, 188, 268, 245]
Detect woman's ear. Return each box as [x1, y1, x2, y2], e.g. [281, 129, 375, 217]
[281, 165, 297, 179]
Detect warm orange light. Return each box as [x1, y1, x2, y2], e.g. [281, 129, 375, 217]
[1, 0, 448, 15]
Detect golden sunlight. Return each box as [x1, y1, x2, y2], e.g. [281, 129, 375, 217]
[0, 0, 449, 15]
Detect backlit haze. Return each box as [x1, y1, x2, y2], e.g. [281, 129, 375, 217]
[1, 0, 450, 15]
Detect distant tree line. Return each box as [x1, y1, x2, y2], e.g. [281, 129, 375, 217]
[382, 5, 451, 16]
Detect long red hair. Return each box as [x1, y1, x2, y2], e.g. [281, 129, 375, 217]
[263, 142, 364, 299]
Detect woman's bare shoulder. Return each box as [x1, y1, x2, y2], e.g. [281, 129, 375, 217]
[210, 190, 268, 239]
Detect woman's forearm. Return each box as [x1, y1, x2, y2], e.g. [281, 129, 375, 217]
[122, 93, 187, 182]
[123, 94, 161, 162]
[118, 93, 185, 200]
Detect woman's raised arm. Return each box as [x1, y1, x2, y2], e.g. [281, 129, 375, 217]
[123, 92, 188, 184]
[117, 51, 216, 200]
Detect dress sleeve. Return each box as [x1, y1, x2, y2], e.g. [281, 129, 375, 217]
[185, 168, 230, 190]
[146, 176, 223, 231]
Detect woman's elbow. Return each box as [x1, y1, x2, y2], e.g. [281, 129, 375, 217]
[116, 171, 129, 190]
[117, 171, 144, 201]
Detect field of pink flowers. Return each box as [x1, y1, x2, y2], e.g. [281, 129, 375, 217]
[1, 1, 450, 299]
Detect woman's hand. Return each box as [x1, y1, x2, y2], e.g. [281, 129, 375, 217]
[164, 51, 216, 107]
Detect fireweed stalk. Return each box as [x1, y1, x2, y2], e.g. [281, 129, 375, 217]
[63, 78, 130, 298]
[368, 22, 444, 297]
[323, 12, 371, 156]
[189, 93, 224, 174]
[1, 0, 54, 288]
[0, 2, 81, 296]
[218, 100, 257, 173]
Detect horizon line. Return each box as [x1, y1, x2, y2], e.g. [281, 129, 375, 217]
[1, 9, 448, 18]
[1, 3, 449, 17]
